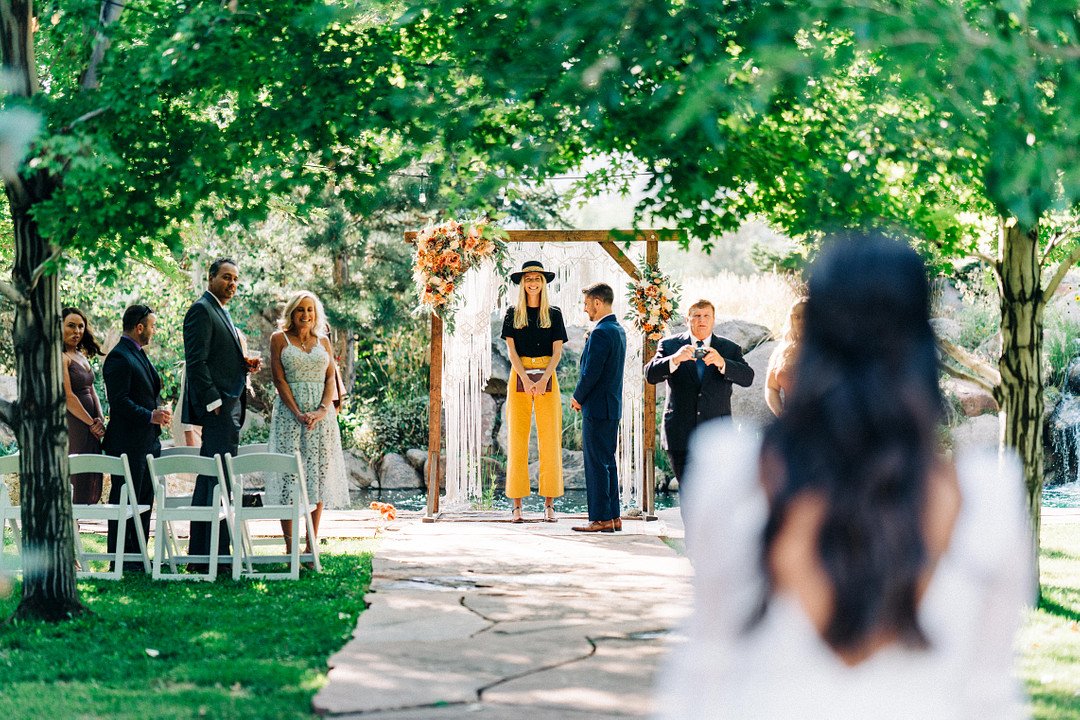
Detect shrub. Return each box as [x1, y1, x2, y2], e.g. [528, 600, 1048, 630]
[354, 395, 429, 463]
[1044, 305, 1080, 387]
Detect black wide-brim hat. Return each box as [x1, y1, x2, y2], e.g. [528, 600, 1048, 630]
[510, 260, 556, 284]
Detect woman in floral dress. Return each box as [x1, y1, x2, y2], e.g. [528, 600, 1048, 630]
[267, 291, 348, 557]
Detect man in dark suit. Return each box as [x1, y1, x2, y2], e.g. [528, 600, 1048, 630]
[645, 299, 755, 487]
[570, 283, 627, 533]
[182, 258, 259, 570]
[102, 304, 171, 570]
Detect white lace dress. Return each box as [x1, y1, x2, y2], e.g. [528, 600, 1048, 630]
[266, 343, 349, 508]
[655, 421, 1034, 720]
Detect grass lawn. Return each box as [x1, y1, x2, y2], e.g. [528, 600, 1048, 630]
[1023, 520, 1080, 720]
[0, 537, 372, 720]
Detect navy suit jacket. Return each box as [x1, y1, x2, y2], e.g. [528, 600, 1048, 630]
[645, 331, 754, 452]
[181, 291, 248, 425]
[102, 336, 162, 458]
[573, 314, 627, 420]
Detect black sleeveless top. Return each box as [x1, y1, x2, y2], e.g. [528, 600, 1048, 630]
[500, 306, 569, 357]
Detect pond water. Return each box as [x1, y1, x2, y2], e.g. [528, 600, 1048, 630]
[351, 488, 682, 515]
[354, 484, 1080, 512]
[1043, 482, 1080, 509]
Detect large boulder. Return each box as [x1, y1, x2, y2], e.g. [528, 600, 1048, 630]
[528, 449, 585, 491]
[714, 320, 772, 354]
[930, 317, 964, 344]
[729, 340, 777, 429]
[404, 448, 427, 470]
[377, 452, 423, 489]
[949, 414, 999, 452]
[0, 376, 15, 446]
[421, 452, 447, 490]
[942, 378, 998, 417]
[345, 449, 376, 490]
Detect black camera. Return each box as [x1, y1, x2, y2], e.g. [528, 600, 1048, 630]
[692, 346, 709, 360]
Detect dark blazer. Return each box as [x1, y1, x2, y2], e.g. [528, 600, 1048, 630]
[573, 314, 627, 420]
[181, 291, 247, 425]
[102, 336, 162, 457]
[645, 331, 754, 453]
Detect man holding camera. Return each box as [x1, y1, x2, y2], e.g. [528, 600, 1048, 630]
[645, 299, 754, 488]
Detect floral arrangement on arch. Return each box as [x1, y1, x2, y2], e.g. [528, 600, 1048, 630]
[413, 218, 508, 330]
[626, 262, 680, 340]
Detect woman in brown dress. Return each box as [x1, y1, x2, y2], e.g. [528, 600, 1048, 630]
[62, 307, 106, 504]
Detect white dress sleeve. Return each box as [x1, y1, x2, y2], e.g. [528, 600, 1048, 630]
[655, 419, 768, 720]
[954, 448, 1035, 719]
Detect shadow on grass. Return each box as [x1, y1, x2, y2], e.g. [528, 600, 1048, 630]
[1041, 547, 1079, 562]
[1038, 590, 1080, 623]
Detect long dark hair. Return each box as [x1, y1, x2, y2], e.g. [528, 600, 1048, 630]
[62, 307, 104, 358]
[757, 234, 944, 653]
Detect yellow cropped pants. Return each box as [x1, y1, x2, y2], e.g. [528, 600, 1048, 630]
[505, 356, 564, 499]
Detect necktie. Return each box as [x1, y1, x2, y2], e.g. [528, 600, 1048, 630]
[695, 341, 705, 381]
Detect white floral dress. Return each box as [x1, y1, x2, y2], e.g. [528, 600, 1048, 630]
[266, 342, 349, 508]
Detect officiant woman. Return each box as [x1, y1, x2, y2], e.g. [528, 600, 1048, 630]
[500, 261, 568, 523]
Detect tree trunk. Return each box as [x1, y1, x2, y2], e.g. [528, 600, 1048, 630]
[331, 248, 355, 392]
[995, 218, 1043, 593]
[7, 189, 84, 621]
[1, 0, 84, 622]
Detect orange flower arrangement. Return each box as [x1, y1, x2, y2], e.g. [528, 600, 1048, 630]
[414, 218, 508, 330]
[626, 262, 680, 341]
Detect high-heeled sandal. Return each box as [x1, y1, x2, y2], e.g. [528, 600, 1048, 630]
[511, 506, 524, 524]
[545, 505, 556, 523]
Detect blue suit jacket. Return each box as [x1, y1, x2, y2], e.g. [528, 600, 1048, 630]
[573, 314, 627, 420]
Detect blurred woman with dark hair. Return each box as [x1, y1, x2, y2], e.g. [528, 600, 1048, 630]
[657, 236, 1032, 719]
[62, 307, 106, 504]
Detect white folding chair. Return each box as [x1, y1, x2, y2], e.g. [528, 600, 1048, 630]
[159, 446, 202, 458]
[225, 451, 321, 580]
[146, 453, 235, 582]
[0, 454, 22, 575]
[69, 453, 152, 580]
[237, 443, 269, 455]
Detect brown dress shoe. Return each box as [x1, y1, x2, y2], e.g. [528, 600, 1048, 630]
[613, 517, 623, 531]
[572, 520, 615, 533]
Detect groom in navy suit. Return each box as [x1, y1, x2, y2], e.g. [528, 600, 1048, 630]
[570, 283, 626, 533]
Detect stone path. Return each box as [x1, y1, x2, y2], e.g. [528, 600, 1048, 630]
[312, 509, 691, 719]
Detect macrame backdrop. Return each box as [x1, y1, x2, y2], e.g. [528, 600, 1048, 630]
[439, 242, 646, 512]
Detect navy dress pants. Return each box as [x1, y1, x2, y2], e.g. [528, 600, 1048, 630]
[582, 417, 620, 522]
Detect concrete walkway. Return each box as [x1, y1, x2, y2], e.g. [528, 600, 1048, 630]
[313, 509, 691, 719]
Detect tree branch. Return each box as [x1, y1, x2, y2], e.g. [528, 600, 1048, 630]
[0, 398, 17, 432]
[1041, 223, 1080, 270]
[937, 337, 1001, 391]
[79, 0, 126, 89]
[0, 279, 27, 307]
[940, 360, 998, 395]
[59, 107, 109, 133]
[28, 245, 62, 292]
[1044, 242, 1080, 299]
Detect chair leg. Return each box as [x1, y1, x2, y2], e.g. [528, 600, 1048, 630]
[153, 519, 165, 579]
[132, 508, 151, 573]
[112, 515, 127, 581]
[207, 516, 220, 582]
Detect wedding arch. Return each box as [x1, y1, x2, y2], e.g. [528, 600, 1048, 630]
[404, 228, 685, 522]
